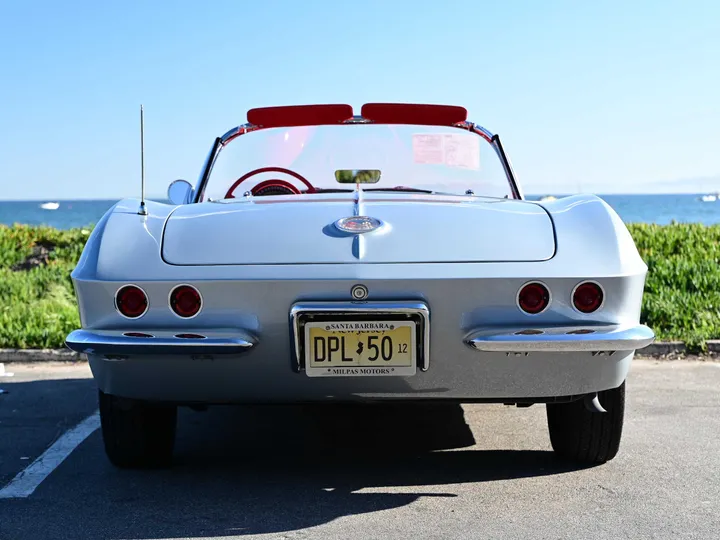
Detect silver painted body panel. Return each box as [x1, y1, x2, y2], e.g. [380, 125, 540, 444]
[161, 194, 556, 265]
[69, 189, 653, 404]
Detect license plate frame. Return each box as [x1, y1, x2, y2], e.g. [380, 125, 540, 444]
[290, 301, 430, 376]
[304, 319, 417, 377]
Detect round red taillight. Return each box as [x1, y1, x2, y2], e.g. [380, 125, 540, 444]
[517, 282, 550, 314]
[170, 285, 202, 318]
[115, 285, 148, 318]
[573, 282, 604, 313]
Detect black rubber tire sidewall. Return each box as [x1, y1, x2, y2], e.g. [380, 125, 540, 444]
[98, 390, 177, 469]
[546, 381, 625, 464]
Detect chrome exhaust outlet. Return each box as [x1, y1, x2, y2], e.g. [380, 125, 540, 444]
[584, 393, 607, 413]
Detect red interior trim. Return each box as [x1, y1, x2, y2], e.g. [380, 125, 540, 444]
[247, 104, 354, 128]
[360, 103, 467, 126]
[250, 179, 301, 195]
[225, 167, 314, 198]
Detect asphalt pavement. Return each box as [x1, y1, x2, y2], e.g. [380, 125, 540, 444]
[0, 359, 718, 540]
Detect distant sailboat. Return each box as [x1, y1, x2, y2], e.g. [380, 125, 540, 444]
[40, 202, 59, 210]
[701, 193, 719, 202]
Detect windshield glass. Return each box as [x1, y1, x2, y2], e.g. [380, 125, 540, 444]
[201, 123, 512, 201]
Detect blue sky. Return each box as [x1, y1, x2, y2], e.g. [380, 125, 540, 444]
[0, 0, 717, 200]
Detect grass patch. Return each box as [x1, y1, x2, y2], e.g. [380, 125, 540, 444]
[0, 222, 718, 351]
[0, 225, 89, 348]
[628, 223, 720, 353]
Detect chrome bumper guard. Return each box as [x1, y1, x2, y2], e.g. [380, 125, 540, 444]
[65, 329, 256, 356]
[465, 323, 655, 353]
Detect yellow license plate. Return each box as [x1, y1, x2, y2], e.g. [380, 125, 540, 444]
[304, 320, 417, 377]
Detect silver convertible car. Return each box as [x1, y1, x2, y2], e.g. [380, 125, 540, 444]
[66, 103, 654, 468]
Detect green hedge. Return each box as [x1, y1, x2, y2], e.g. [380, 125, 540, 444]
[0, 225, 88, 348]
[0, 223, 718, 352]
[628, 223, 720, 352]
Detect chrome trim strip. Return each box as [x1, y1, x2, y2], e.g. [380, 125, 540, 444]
[464, 324, 655, 353]
[65, 329, 256, 356]
[490, 134, 522, 199]
[220, 122, 260, 145]
[193, 137, 222, 203]
[352, 235, 365, 259]
[454, 120, 495, 141]
[451, 122, 520, 199]
[194, 123, 259, 203]
[290, 301, 430, 373]
[354, 182, 363, 216]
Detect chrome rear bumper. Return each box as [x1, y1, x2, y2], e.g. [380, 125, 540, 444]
[465, 323, 655, 353]
[65, 329, 256, 356]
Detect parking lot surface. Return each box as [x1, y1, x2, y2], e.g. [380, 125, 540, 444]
[1, 359, 719, 540]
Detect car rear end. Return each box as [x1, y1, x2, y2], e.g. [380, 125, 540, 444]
[66, 101, 654, 468]
[68, 195, 652, 405]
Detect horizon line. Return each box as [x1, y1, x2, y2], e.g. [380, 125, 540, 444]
[1, 191, 719, 202]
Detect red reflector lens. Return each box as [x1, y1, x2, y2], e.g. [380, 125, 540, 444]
[115, 286, 148, 318]
[573, 282, 604, 313]
[518, 282, 550, 314]
[170, 285, 202, 318]
[123, 332, 153, 338]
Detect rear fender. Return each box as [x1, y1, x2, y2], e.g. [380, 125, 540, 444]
[72, 199, 176, 282]
[537, 194, 646, 277]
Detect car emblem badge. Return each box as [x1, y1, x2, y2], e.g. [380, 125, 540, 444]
[351, 284, 368, 300]
[334, 216, 383, 234]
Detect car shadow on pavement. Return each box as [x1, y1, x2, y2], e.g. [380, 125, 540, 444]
[1, 378, 596, 540]
[96, 402, 592, 539]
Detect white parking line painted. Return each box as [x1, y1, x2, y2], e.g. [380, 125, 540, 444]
[0, 411, 100, 499]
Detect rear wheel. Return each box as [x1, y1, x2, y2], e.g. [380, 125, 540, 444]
[98, 390, 177, 469]
[546, 382, 625, 464]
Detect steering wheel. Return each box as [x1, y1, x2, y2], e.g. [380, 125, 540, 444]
[224, 167, 314, 198]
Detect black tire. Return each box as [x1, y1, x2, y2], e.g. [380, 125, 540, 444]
[98, 390, 177, 469]
[546, 381, 625, 464]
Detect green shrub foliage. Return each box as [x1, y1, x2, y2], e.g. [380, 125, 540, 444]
[628, 223, 720, 352]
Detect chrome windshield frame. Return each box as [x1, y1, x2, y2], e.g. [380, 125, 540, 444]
[193, 117, 521, 203]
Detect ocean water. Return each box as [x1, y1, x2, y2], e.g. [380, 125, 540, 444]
[0, 194, 718, 230]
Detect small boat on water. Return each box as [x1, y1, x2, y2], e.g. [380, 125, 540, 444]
[40, 202, 60, 210]
[700, 192, 719, 202]
[540, 195, 557, 202]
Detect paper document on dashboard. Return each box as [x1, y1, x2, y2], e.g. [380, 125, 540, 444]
[412, 133, 480, 169]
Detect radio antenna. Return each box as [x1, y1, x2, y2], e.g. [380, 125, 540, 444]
[138, 104, 148, 215]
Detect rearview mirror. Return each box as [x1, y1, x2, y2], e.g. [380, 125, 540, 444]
[167, 179, 194, 205]
[335, 169, 381, 184]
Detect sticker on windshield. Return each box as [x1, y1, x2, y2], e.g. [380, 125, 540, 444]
[412, 134, 445, 165]
[412, 133, 480, 170]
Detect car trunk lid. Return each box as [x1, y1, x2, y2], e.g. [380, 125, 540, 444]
[161, 193, 555, 265]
